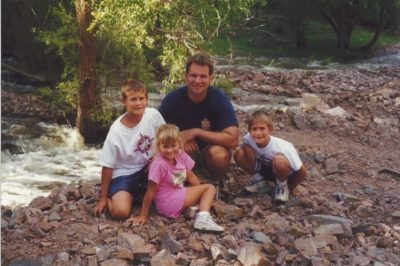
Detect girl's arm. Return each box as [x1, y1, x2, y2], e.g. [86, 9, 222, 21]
[186, 170, 201, 186]
[128, 181, 158, 225]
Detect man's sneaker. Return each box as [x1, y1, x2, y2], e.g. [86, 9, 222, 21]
[194, 213, 224, 232]
[274, 184, 290, 203]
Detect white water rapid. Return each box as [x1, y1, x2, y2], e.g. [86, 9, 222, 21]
[1, 121, 101, 208]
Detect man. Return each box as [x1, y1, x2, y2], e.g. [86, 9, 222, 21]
[159, 53, 239, 179]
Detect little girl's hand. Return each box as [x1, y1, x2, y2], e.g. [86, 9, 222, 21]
[127, 215, 148, 226]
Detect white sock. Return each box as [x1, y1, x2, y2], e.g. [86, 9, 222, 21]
[276, 179, 287, 187]
[198, 211, 210, 217]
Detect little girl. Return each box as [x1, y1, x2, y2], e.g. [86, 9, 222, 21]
[128, 124, 224, 232]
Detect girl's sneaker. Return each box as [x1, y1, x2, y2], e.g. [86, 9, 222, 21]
[194, 213, 224, 232]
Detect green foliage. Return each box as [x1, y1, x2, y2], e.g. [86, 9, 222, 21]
[33, 1, 79, 81]
[90, 0, 257, 90]
[35, 78, 77, 110]
[213, 77, 235, 95]
[35, 0, 258, 120]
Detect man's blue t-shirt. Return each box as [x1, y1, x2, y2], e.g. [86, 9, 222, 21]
[158, 86, 238, 148]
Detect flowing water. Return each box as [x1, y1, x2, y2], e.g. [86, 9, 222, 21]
[1, 48, 399, 208]
[1, 119, 101, 208]
[0, 93, 165, 209]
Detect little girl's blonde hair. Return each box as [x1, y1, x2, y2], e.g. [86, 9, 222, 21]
[155, 124, 183, 151]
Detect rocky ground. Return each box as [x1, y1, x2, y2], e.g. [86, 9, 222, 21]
[1, 51, 400, 265]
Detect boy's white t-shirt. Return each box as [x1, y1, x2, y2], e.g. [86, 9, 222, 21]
[99, 107, 165, 179]
[243, 133, 303, 172]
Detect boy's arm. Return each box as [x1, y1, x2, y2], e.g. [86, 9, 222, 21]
[186, 170, 201, 186]
[94, 166, 113, 216]
[128, 181, 158, 225]
[289, 165, 307, 193]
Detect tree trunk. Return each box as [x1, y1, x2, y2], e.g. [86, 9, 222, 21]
[321, 4, 355, 50]
[76, 0, 97, 144]
[295, 17, 307, 50]
[337, 23, 354, 50]
[361, 4, 386, 51]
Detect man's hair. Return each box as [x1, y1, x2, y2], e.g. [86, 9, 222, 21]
[121, 79, 148, 99]
[247, 110, 274, 131]
[155, 124, 183, 151]
[185, 53, 214, 75]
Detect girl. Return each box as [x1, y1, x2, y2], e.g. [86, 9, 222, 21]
[128, 124, 224, 232]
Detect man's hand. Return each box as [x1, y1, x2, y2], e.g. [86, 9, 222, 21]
[127, 214, 148, 226]
[184, 140, 199, 154]
[93, 197, 108, 217]
[180, 129, 197, 143]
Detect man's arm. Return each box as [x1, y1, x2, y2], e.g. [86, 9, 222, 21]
[180, 126, 239, 150]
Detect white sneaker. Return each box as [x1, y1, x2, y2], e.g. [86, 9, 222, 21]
[194, 213, 224, 232]
[274, 184, 289, 203]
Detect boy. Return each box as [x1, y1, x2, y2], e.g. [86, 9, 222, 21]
[234, 110, 306, 203]
[93, 80, 165, 219]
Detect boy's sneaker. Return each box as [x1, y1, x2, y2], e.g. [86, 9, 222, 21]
[194, 213, 224, 232]
[274, 184, 290, 203]
[250, 173, 264, 185]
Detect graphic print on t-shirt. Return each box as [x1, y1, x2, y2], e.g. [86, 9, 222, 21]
[201, 118, 211, 130]
[135, 133, 153, 156]
[172, 171, 186, 187]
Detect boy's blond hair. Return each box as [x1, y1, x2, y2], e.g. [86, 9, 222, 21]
[121, 79, 148, 99]
[248, 110, 274, 131]
[155, 124, 183, 151]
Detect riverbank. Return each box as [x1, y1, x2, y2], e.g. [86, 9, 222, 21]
[2, 54, 400, 265]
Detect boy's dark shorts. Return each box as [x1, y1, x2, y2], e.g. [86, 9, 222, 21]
[259, 164, 298, 184]
[109, 168, 147, 198]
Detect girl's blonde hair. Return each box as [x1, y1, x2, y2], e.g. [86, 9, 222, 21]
[155, 124, 183, 151]
[248, 110, 274, 131]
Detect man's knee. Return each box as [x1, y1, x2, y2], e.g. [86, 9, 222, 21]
[233, 148, 244, 163]
[205, 145, 231, 166]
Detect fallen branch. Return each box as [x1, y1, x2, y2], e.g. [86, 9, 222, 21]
[2, 63, 47, 83]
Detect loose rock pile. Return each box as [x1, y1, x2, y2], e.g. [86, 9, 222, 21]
[2, 60, 400, 265]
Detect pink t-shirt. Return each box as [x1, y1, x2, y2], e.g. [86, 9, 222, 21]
[149, 150, 195, 218]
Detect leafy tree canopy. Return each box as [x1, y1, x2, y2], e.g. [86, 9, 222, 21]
[37, 0, 258, 92]
[90, 0, 258, 88]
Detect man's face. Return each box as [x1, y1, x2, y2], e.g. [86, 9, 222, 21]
[185, 63, 213, 98]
